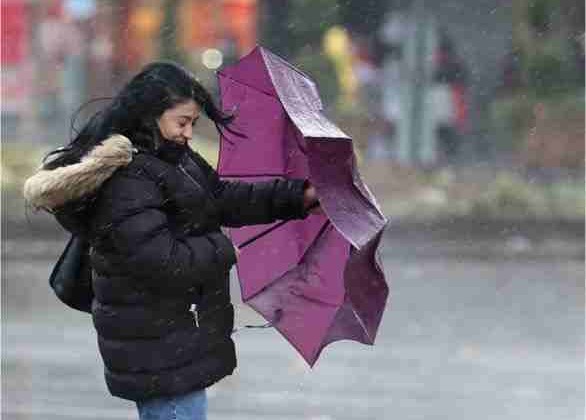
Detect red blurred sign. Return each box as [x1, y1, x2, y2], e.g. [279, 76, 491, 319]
[180, 0, 257, 55]
[1, 0, 29, 65]
[183, 0, 219, 48]
[222, 0, 257, 55]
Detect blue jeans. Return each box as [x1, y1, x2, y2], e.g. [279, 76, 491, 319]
[136, 389, 207, 420]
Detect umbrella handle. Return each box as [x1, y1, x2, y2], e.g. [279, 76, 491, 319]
[237, 202, 320, 249]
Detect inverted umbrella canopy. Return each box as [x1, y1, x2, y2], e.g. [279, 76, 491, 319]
[217, 46, 389, 366]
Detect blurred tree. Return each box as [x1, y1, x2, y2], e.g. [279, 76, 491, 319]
[259, 0, 293, 58]
[337, 0, 388, 36]
[159, 0, 185, 63]
[559, 0, 585, 84]
[511, 0, 583, 97]
[527, 0, 557, 35]
[257, 0, 389, 107]
[259, 0, 340, 59]
[258, 0, 341, 105]
[558, 0, 584, 39]
[287, 0, 340, 54]
[496, 0, 584, 169]
[260, 0, 389, 58]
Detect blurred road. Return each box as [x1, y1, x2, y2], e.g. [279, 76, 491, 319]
[2, 221, 584, 420]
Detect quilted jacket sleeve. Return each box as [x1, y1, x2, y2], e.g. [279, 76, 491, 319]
[214, 178, 309, 227]
[93, 167, 236, 291]
[189, 151, 309, 228]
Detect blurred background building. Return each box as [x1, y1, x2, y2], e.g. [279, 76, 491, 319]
[1, 0, 260, 140]
[1, 0, 584, 209]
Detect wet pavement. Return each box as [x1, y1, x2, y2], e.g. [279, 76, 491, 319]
[2, 223, 584, 419]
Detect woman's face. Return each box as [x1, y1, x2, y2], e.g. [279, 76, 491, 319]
[156, 99, 201, 145]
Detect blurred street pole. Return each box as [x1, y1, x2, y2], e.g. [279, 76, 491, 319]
[160, 0, 183, 62]
[409, 0, 425, 164]
[409, 0, 437, 165]
[381, 1, 437, 165]
[511, 0, 531, 86]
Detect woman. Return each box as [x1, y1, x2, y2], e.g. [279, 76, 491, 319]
[24, 61, 319, 419]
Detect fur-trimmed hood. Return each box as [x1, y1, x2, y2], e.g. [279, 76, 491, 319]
[24, 134, 135, 211]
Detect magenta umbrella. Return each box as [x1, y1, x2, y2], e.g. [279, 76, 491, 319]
[217, 46, 389, 366]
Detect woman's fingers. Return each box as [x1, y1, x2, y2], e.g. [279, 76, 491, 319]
[303, 184, 318, 209]
[303, 183, 325, 215]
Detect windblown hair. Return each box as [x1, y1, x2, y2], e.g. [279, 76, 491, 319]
[43, 61, 232, 170]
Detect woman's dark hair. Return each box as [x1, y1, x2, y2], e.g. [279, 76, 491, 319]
[43, 61, 232, 170]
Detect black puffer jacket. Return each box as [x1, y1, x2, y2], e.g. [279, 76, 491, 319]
[24, 134, 308, 401]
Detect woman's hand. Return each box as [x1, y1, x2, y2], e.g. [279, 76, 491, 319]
[303, 183, 323, 215]
[233, 244, 241, 260]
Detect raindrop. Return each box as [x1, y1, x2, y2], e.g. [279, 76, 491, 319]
[504, 235, 532, 254]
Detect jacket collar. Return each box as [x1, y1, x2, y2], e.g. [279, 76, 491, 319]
[154, 140, 189, 165]
[23, 134, 135, 211]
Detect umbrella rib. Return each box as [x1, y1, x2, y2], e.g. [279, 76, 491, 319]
[221, 173, 285, 178]
[350, 306, 373, 343]
[237, 202, 321, 249]
[218, 73, 279, 99]
[260, 48, 317, 88]
[295, 294, 340, 308]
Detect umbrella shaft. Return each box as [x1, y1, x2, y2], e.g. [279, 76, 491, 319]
[238, 219, 288, 249]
